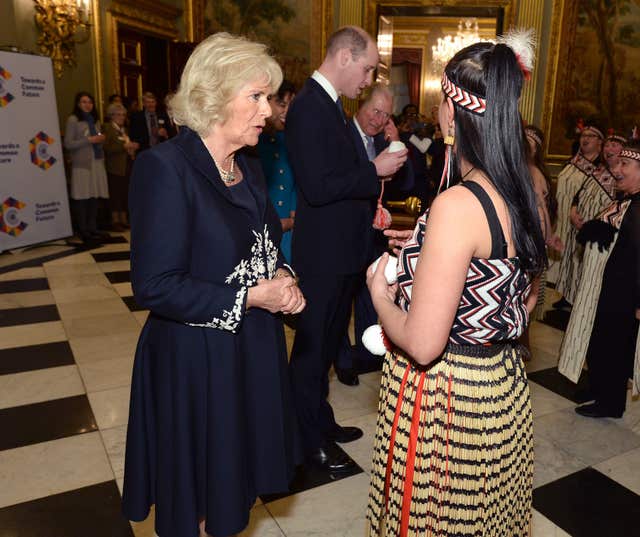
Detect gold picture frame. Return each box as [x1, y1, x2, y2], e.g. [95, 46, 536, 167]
[541, 0, 640, 163]
[363, 0, 519, 38]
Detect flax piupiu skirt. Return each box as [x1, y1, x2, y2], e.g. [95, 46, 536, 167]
[366, 342, 533, 537]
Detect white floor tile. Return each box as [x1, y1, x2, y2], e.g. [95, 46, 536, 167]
[267, 473, 370, 537]
[87, 385, 131, 430]
[594, 446, 640, 495]
[535, 408, 640, 466]
[78, 355, 135, 392]
[0, 432, 113, 508]
[0, 365, 85, 410]
[0, 320, 66, 350]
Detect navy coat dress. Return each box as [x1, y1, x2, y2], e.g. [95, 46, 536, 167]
[122, 127, 299, 537]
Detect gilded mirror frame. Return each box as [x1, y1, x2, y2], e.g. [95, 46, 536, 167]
[363, 0, 519, 38]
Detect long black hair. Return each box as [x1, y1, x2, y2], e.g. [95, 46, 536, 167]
[525, 124, 557, 226]
[71, 91, 98, 121]
[445, 42, 546, 275]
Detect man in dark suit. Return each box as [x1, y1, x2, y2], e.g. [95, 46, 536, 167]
[129, 92, 175, 153]
[334, 83, 414, 386]
[285, 26, 408, 472]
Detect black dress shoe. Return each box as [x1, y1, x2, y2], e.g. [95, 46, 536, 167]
[336, 368, 359, 386]
[308, 443, 356, 472]
[575, 403, 623, 418]
[327, 425, 363, 443]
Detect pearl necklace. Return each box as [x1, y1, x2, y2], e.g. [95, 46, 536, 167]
[212, 154, 236, 184]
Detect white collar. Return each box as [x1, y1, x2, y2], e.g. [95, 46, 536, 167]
[311, 70, 338, 102]
[353, 117, 368, 143]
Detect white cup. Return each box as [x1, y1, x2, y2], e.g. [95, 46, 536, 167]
[388, 141, 406, 153]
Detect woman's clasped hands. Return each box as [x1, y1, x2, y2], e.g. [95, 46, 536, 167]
[247, 268, 306, 315]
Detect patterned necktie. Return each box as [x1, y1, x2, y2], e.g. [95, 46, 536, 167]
[336, 98, 346, 124]
[148, 112, 158, 146]
[365, 135, 376, 161]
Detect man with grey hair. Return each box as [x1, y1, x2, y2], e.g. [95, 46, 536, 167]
[129, 91, 175, 153]
[286, 26, 408, 474]
[334, 83, 414, 386]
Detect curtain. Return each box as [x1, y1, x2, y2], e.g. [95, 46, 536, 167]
[392, 48, 422, 108]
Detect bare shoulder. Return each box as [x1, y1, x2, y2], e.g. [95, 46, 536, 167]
[429, 184, 483, 220]
[426, 185, 483, 250]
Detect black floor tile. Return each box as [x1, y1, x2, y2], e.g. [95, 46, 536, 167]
[527, 367, 592, 403]
[0, 480, 134, 537]
[92, 251, 131, 262]
[539, 308, 570, 332]
[0, 247, 81, 275]
[0, 278, 49, 294]
[121, 295, 145, 312]
[260, 444, 364, 503]
[0, 341, 75, 376]
[0, 395, 97, 451]
[99, 235, 128, 244]
[533, 468, 640, 537]
[105, 270, 131, 284]
[0, 304, 59, 328]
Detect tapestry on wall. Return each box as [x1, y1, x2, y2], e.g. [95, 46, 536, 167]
[203, 0, 311, 90]
[548, 0, 640, 157]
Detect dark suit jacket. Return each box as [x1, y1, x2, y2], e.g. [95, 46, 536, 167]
[347, 120, 414, 201]
[347, 119, 415, 259]
[129, 109, 175, 152]
[285, 78, 380, 275]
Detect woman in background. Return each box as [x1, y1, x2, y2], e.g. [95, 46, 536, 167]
[559, 140, 640, 419]
[64, 92, 109, 244]
[523, 124, 559, 331]
[257, 79, 297, 262]
[103, 103, 138, 231]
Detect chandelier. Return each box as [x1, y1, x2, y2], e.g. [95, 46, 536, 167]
[431, 18, 485, 69]
[33, 0, 93, 79]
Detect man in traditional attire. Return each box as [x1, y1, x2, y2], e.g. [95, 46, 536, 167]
[554, 125, 604, 308]
[558, 141, 640, 418]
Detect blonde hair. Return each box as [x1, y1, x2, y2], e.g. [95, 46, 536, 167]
[106, 103, 126, 119]
[167, 33, 283, 137]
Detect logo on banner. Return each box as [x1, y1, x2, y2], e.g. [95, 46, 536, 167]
[29, 131, 57, 170]
[0, 66, 14, 107]
[0, 197, 28, 237]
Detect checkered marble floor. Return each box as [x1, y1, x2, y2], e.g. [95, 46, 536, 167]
[1, 235, 639, 537]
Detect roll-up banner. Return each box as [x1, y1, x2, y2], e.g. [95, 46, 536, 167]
[0, 51, 72, 253]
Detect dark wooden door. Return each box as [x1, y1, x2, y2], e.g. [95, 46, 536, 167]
[168, 41, 197, 92]
[117, 26, 171, 111]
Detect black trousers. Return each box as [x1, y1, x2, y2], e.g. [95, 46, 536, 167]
[290, 273, 359, 454]
[586, 309, 638, 414]
[336, 271, 380, 371]
[70, 198, 98, 238]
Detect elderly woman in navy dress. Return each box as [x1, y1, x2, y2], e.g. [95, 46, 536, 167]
[122, 33, 305, 537]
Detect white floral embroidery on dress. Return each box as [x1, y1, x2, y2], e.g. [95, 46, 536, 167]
[186, 225, 278, 333]
[225, 225, 279, 286]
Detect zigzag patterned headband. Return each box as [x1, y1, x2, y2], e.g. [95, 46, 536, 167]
[441, 72, 486, 116]
[620, 148, 640, 161]
[582, 126, 604, 140]
[606, 134, 627, 145]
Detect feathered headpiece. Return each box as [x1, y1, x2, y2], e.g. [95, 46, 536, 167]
[497, 28, 536, 81]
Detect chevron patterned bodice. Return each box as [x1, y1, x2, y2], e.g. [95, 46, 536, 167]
[397, 211, 531, 345]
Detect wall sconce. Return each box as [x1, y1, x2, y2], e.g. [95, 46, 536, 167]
[33, 0, 92, 78]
